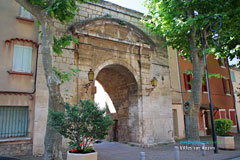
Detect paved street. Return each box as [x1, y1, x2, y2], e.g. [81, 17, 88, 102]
[6, 133, 240, 160]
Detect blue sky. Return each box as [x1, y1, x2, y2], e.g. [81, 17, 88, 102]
[105, 0, 238, 65]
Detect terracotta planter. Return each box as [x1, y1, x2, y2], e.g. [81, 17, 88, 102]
[67, 151, 97, 160]
[217, 136, 235, 150]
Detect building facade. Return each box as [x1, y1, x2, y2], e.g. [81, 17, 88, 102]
[230, 67, 240, 131]
[0, 1, 39, 156]
[0, 0, 174, 156]
[168, 47, 238, 137]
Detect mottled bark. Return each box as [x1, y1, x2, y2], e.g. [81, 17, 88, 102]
[184, 18, 204, 140]
[14, 1, 64, 159]
[41, 20, 64, 160]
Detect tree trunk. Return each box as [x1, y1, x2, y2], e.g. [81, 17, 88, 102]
[41, 20, 64, 160]
[14, 1, 64, 159]
[184, 23, 204, 141]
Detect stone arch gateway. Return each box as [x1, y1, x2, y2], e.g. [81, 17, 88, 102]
[96, 64, 138, 143]
[68, 17, 174, 146]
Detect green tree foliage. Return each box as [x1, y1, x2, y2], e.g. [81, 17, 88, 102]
[14, 0, 99, 159]
[143, 0, 240, 140]
[49, 100, 114, 153]
[27, 0, 98, 24]
[143, 0, 240, 62]
[214, 119, 233, 136]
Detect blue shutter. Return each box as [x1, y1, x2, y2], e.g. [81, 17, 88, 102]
[0, 106, 28, 138]
[12, 45, 32, 73]
[230, 71, 236, 82]
[13, 45, 23, 72]
[23, 46, 32, 73]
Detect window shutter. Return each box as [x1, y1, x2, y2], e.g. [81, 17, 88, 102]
[12, 45, 32, 73]
[22, 46, 32, 73]
[13, 45, 24, 72]
[224, 58, 228, 67]
[220, 111, 226, 119]
[190, 74, 193, 88]
[183, 73, 189, 90]
[218, 59, 221, 66]
[222, 78, 226, 94]
[230, 71, 236, 82]
[230, 111, 237, 125]
[228, 79, 233, 94]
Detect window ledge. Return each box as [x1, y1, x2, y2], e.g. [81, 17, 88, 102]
[7, 71, 33, 76]
[220, 66, 226, 69]
[16, 16, 34, 23]
[0, 137, 31, 143]
[226, 93, 231, 96]
[203, 91, 208, 94]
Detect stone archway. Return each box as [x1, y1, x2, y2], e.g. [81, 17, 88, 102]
[69, 17, 174, 146]
[96, 64, 138, 143]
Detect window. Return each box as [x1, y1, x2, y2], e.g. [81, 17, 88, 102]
[202, 77, 208, 92]
[12, 45, 32, 73]
[0, 106, 28, 138]
[230, 71, 236, 82]
[218, 58, 227, 68]
[229, 109, 237, 126]
[219, 109, 226, 119]
[183, 73, 193, 90]
[20, 6, 32, 19]
[222, 78, 232, 95]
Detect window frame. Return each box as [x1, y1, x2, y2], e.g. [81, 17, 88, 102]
[0, 106, 29, 139]
[183, 73, 193, 91]
[218, 58, 226, 68]
[229, 109, 237, 127]
[19, 6, 32, 20]
[12, 45, 33, 73]
[222, 78, 232, 95]
[219, 109, 226, 119]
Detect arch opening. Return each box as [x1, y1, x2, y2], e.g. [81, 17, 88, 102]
[95, 64, 139, 143]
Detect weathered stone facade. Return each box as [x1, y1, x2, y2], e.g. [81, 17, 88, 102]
[0, 0, 174, 156]
[34, 1, 174, 155]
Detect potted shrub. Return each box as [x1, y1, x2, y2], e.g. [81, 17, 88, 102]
[49, 100, 114, 160]
[214, 118, 235, 150]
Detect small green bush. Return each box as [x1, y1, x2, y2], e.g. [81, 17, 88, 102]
[49, 99, 114, 153]
[214, 118, 233, 136]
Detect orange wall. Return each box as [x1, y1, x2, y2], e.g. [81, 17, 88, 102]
[178, 54, 235, 130]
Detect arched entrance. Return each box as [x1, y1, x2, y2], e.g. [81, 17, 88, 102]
[95, 64, 138, 143]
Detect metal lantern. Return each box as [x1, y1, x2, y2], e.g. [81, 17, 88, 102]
[151, 77, 158, 88]
[88, 69, 94, 82]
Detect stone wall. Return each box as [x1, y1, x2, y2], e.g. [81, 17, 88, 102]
[0, 140, 32, 156]
[33, 0, 174, 155]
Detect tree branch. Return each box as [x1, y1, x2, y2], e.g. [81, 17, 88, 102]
[15, 0, 45, 22]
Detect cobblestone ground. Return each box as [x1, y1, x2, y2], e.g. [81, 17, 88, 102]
[6, 133, 240, 160]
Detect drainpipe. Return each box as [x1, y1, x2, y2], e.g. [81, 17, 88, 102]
[0, 45, 39, 95]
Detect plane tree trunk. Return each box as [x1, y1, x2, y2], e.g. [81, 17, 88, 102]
[14, 1, 64, 159]
[184, 24, 204, 141]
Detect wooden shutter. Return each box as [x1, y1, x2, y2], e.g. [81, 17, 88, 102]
[23, 46, 32, 73]
[228, 79, 233, 94]
[230, 111, 237, 125]
[183, 73, 189, 90]
[12, 45, 32, 73]
[13, 45, 24, 72]
[220, 110, 226, 118]
[222, 78, 226, 94]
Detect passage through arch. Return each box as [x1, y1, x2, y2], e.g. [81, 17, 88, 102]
[95, 64, 139, 143]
